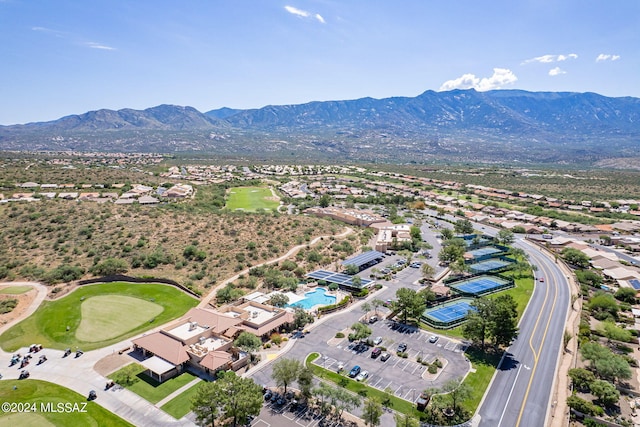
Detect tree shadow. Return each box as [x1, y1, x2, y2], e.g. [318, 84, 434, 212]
[497, 352, 520, 371]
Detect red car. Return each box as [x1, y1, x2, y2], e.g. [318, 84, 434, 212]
[539, 277, 545, 282]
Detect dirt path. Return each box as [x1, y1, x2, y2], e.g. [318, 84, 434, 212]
[198, 227, 354, 308]
[0, 282, 48, 336]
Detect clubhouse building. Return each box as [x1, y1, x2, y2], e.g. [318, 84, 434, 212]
[132, 302, 294, 381]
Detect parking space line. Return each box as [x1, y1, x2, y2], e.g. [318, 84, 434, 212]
[384, 381, 393, 391]
[252, 420, 270, 427]
[411, 364, 421, 375]
[404, 389, 415, 400]
[394, 385, 403, 395]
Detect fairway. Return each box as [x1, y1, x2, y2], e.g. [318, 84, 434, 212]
[226, 186, 279, 211]
[0, 282, 198, 351]
[0, 379, 133, 426]
[0, 285, 32, 294]
[76, 295, 163, 342]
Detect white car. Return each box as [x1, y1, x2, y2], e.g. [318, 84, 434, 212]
[428, 335, 439, 343]
[373, 336, 383, 345]
[356, 371, 369, 381]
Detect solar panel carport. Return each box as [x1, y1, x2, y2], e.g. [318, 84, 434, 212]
[341, 250, 385, 271]
[306, 270, 374, 290]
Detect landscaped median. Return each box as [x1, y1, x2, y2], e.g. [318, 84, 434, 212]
[305, 352, 421, 418]
[0, 282, 199, 352]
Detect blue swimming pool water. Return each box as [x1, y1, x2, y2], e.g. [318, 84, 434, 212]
[287, 288, 336, 310]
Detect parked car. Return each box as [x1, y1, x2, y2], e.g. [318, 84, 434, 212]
[380, 352, 391, 362]
[410, 262, 422, 268]
[373, 336, 383, 345]
[397, 343, 407, 352]
[356, 370, 369, 381]
[349, 365, 361, 378]
[371, 347, 382, 358]
[337, 362, 344, 372]
[429, 335, 439, 343]
[368, 316, 379, 324]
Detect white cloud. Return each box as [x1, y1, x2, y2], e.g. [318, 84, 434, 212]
[548, 67, 566, 76]
[439, 68, 518, 92]
[84, 42, 116, 51]
[596, 54, 621, 62]
[284, 5, 310, 18]
[284, 5, 325, 23]
[522, 53, 578, 64]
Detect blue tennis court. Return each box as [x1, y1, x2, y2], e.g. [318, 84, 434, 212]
[421, 298, 476, 328]
[469, 259, 512, 273]
[449, 274, 513, 296]
[467, 247, 502, 259]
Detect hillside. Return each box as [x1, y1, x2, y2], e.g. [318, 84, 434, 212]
[1, 89, 639, 164]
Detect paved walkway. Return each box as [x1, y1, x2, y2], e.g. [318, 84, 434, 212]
[155, 377, 201, 407]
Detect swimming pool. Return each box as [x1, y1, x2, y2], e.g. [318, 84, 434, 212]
[287, 288, 336, 310]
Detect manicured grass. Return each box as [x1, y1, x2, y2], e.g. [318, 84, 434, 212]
[459, 347, 502, 413]
[0, 282, 198, 352]
[0, 285, 32, 294]
[225, 186, 279, 211]
[109, 363, 197, 404]
[0, 379, 133, 426]
[76, 295, 163, 342]
[161, 380, 202, 419]
[305, 353, 421, 418]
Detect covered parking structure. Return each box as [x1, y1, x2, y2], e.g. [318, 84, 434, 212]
[341, 250, 385, 272]
[306, 270, 374, 291]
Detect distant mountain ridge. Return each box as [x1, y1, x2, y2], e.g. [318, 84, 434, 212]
[1, 89, 639, 164]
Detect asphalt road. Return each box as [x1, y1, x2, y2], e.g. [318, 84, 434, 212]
[477, 237, 571, 427]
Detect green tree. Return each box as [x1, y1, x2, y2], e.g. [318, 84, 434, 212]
[601, 321, 633, 342]
[234, 332, 262, 360]
[362, 397, 383, 427]
[490, 295, 519, 347]
[293, 307, 314, 329]
[330, 387, 361, 419]
[297, 367, 314, 399]
[191, 382, 221, 427]
[394, 412, 420, 427]
[587, 291, 619, 321]
[394, 288, 425, 323]
[495, 229, 515, 245]
[438, 238, 466, 264]
[462, 298, 494, 350]
[454, 219, 474, 234]
[351, 275, 362, 288]
[371, 298, 384, 315]
[271, 358, 302, 395]
[590, 379, 620, 408]
[615, 287, 637, 304]
[575, 269, 603, 288]
[268, 293, 290, 308]
[319, 194, 331, 208]
[561, 248, 590, 268]
[191, 372, 263, 427]
[443, 378, 471, 416]
[418, 287, 436, 305]
[361, 302, 372, 321]
[568, 368, 596, 392]
[90, 257, 128, 276]
[440, 228, 454, 240]
[421, 262, 435, 280]
[351, 322, 372, 341]
[345, 263, 359, 275]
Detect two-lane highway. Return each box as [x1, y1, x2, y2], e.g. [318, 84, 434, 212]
[478, 238, 571, 427]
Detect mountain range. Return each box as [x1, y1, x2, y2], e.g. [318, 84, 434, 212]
[1, 89, 639, 164]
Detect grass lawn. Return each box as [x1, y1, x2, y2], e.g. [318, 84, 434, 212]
[0, 285, 32, 294]
[109, 363, 197, 404]
[225, 186, 279, 211]
[0, 282, 198, 352]
[0, 379, 133, 426]
[161, 381, 202, 419]
[76, 295, 163, 342]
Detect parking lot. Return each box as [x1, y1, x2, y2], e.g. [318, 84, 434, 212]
[312, 319, 469, 403]
[253, 394, 359, 427]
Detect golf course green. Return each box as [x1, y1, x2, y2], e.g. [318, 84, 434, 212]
[0, 282, 198, 351]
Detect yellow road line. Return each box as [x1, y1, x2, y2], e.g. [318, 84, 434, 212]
[515, 266, 559, 426]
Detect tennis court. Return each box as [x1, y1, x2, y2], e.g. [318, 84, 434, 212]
[467, 247, 503, 260]
[449, 274, 513, 296]
[469, 258, 513, 274]
[421, 298, 476, 328]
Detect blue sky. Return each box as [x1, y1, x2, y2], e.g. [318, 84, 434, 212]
[1, 0, 638, 125]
